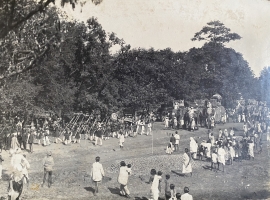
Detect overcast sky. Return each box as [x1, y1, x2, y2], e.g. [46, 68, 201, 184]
[58, 0, 270, 77]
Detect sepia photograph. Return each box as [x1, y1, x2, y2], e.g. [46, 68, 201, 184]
[0, 0, 270, 199]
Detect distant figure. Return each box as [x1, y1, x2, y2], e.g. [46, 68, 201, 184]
[91, 156, 105, 196]
[42, 151, 54, 188]
[0, 153, 4, 179]
[217, 145, 226, 172]
[28, 131, 35, 153]
[11, 134, 19, 151]
[165, 116, 169, 128]
[119, 132, 125, 149]
[170, 134, 176, 151]
[174, 131, 180, 152]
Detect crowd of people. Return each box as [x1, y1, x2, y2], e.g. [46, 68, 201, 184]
[90, 156, 193, 200]
[165, 118, 268, 175]
[0, 107, 269, 199]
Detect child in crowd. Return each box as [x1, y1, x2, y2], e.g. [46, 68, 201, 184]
[198, 145, 205, 161]
[211, 149, 218, 172]
[164, 174, 171, 200]
[127, 164, 132, 175]
[176, 193, 181, 200]
[148, 169, 156, 184]
[228, 143, 235, 165]
[169, 184, 176, 200]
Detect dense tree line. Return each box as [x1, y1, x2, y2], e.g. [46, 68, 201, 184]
[0, 5, 268, 120]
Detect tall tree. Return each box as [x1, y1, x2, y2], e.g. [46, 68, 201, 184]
[191, 20, 241, 47]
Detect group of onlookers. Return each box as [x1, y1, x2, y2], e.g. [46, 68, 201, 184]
[90, 156, 193, 200]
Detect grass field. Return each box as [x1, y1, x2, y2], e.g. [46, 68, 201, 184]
[0, 122, 269, 200]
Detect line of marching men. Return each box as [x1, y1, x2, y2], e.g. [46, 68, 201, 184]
[0, 114, 158, 153]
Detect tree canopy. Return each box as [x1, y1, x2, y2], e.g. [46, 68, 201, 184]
[191, 20, 241, 46]
[0, 4, 266, 119]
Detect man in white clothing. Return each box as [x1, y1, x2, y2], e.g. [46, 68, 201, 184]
[91, 156, 105, 196]
[174, 131, 180, 152]
[150, 171, 162, 200]
[181, 187, 193, 200]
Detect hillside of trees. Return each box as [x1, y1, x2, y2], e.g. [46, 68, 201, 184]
[0, 2, 269, 120]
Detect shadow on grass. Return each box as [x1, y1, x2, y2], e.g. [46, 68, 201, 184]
[241, 189, 270, 199]
[171, 170, 185, 176]
[108, 187, 121, 195]
[84, 187, 95, 193]
[202, 165, 212, 170]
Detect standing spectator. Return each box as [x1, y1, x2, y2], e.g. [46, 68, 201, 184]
[169, 184, 176, 200]
[28, 131, 34, 153]
[140, 119, 145, 135]
[218, 129, 223, 139]
[209, 133, 215, 146]
[224, 129, 228, 138]
[182, 148, 192, 177]
[95, 125, 103, 146]
[135, 119, 140, 136]
[22, 133, 28, 151]
[229, 128, 235, 137]
[217, 145, 226, 172]
[248, 139, 255, 160]
[11, 134, 19, 151]
[74, 128, 81, 144]
[0, 153, 4, 179]
[119, 132, 125, 149]
[150, 171, 162, 200]
[174, 131, 180, 152]
[147, 121, 152, 136]
[170, 134, 176, 152]
[21, 155, 30, 184]
[17, 133, 22, 149]
[164, 174, 172, 200]
[42, 151, 54, 188]
[210, 116, 215, 131]
[64, 130, 70, 145]
[117, 161, 131, 198]
[43, 129, 50, 146]
[91, 156, 105, 196]
[165, 116, 169, 128]
[181, 187, 193, 200]
[189, 137, 198, 159]
[211, 149, 218, 172]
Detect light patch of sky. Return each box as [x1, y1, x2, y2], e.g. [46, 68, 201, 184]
[56, 0, 270, 76]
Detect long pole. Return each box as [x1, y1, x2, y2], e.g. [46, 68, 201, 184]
[152, 130, 153, 155]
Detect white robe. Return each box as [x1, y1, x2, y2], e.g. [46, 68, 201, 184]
[91, 162, 104, 182]
[182, 153, 192, 173]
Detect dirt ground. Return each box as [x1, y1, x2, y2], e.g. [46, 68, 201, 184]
[0, 122, 269, 200]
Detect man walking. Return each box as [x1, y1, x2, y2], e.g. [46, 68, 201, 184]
[91, 156, 105, 196]
[42, 151, 54, 188]
[117, 161, 131, 198]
